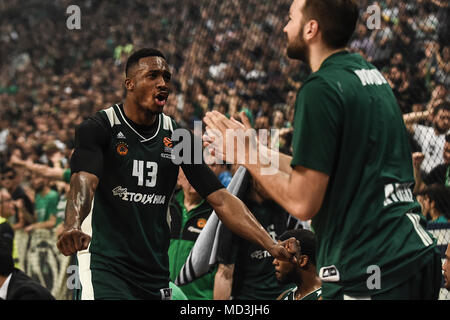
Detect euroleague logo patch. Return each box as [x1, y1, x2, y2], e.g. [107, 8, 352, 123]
[116, 142, 129, 156]
[163, 137, 173, 148]
[197, 218, 207, 229]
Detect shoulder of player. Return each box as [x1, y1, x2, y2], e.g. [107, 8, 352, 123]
[277, 287, 296, 300]
[160, 113, 178, 132]
[300, 74, 340, 96]
[74, 111, 111, 145]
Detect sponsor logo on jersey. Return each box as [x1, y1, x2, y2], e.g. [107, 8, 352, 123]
[117, 131, 126, 139]
[319, 265, 340, 282]
[187, 226, 203, 234]
[250, 249, 271, 259]
[112, 186, 166, 205]
[116, 142, 129, 156]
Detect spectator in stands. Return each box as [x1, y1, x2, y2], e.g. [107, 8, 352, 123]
[0, 188, 19, 268]
[413, 134, 450, 193]
[443, 244, 450, 290]
[0, 167, 34, 229]
[0, 237, 54, 300]
[404, 103, 450, 174]
[168, 169, 215, 300]
[24, 174, 59, 233]
[275, 229, 322, 300]
[416, 184, 450, 225]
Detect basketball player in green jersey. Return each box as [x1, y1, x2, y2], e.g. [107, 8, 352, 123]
[203, 0, 441, 299]
[275, 229, 322, 301]
[56, 49, 294, 300]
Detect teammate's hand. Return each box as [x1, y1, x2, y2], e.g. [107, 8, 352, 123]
[57, 228, 91, 256]
[267, 237, 299, 263]
[282, 237, 302, 265]
[203, 110, 258, 165]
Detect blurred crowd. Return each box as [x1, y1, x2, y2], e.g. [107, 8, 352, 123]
[0, 0, 449, 297]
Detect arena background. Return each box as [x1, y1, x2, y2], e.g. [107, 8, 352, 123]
[0, 0, 448, 300]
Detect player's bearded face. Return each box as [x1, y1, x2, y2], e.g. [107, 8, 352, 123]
[285, 20, 308, 62]
[284, 0, 309, 62]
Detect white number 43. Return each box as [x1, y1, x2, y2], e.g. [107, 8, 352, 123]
[133, 160, 158, 187]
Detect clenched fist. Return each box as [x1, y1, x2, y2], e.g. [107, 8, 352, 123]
[57, 228, 91, 256]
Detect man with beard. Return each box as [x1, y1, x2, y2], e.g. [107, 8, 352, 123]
[274, 229, 321, 300]
[203, 0, 441, 299]
[56, 48, 294, 300]
[404, 103, 450, 174]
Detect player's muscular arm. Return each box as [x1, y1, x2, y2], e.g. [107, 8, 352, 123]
[245, 165, 329, 221]
[57, 117, 107, 256]
[204, 111, 329, 221]
[206, 188, 291, 259]
[57, 172, 98, 256]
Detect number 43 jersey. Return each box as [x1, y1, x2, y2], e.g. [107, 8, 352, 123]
[74, 104, 181, 299]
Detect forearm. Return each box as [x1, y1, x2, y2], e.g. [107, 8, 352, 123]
[213, 264, 234, 300]
[245, 164, 302, 217]
[258, 143, 292, 175]
[403, 110, 429, 126]
[64, 172, 98, 230]
[244, 164, 328, 221]
[207, 189, 276, 251]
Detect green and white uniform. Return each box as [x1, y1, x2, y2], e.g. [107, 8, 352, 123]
[218, 198, 291, 300]
[291, 51, 441, 299]
[279, 287, 322, 301]
[168, 189, 215, 299]
[75, 104, 180, 300]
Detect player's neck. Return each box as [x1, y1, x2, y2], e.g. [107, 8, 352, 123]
[296, 270, 321, 299]
[123, 98, 158, 126]
[309, 45, 346, 73]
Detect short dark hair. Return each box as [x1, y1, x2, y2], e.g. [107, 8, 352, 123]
[0, 166, 16, 177]
[279, 229, 318, 266]
[432, 102, 450, 116]
[302, 0, 359, 49]
[417, 184, 450, 219]
[0, 236, 14, 276]
[125, 48, 166, 77]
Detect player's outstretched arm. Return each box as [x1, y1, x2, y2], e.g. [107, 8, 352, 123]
[206, 188, 293, 261]
[203, 111, 330, 221]
[57, 171, 98, 256]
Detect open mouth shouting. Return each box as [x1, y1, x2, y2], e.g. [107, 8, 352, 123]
[155, 91, 169, 107]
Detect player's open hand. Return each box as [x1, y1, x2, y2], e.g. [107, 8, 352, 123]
[203, 110, 257, 165]
[57, 228, 91, 256]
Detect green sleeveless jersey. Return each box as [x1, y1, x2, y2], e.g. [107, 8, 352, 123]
[77, 104, 180, 299]
[291, 51, 438, 297]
